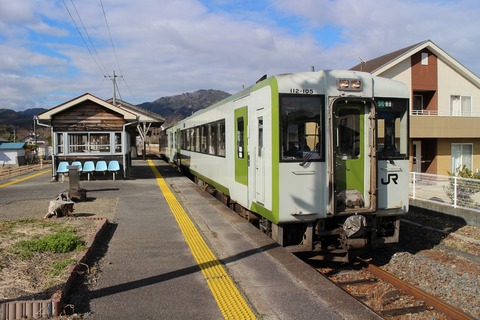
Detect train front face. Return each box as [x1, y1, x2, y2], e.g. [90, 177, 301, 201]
[274, 71, 409, 257]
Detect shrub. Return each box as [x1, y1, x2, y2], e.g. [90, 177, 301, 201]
[445, 165, 480, 207]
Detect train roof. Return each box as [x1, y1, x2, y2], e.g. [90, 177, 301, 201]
[170, 70, 407, 126]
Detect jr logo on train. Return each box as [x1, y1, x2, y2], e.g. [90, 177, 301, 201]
[161, 70, 409, 262]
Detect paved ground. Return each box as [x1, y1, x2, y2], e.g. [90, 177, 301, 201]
[0, 157, 381, 320]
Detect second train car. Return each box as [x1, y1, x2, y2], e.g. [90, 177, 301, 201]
[163, 70, 409, 261]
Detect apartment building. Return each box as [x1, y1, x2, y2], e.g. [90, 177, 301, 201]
[351, 40, 480, 175]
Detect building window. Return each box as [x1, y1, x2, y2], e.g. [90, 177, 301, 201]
[115, 133, 122, 153]
[57, 132, 122, 155]
[57, 133, 64, 154]
[451, 143, 472, 172]
[90, 133, 110, 152]
[421, 52, 429, 65]
[450, 95, 471, 116]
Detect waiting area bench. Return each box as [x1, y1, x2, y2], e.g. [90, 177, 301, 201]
[56, 159, 121, 181]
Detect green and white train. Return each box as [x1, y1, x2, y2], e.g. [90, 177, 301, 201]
[162, 70, 409, 261]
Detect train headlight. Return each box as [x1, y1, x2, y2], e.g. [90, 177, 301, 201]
[338, 79, 350, 89]
[338, 79, 362, 91]
[350, 80, 362, 90]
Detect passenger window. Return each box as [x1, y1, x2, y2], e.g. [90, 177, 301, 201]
[208, 123, 216, 155]
[218, 121, 226, 156]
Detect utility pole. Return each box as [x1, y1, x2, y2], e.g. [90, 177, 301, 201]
[106, 71, 120, 105]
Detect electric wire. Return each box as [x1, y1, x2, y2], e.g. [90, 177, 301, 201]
[69, 0, 108, 76]
[61, 0, 105, 77]
[64, 0, 138, 103]
[99, 0, 137, 102]
[99, 0, 123, 80]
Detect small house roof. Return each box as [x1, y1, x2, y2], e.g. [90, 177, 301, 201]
[0, 142, 26, 150]
[350, 39, 480, 89]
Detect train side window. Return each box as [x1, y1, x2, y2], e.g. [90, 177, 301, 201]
[181, 130, 186, 150]
[189, 129, 194, 151]
[237, 117, 244, 158]
[195, 127, 201, 152]
[208, 123, 217, 155]
[200, 125, 208, 153]
[218, 120, 226, 156]
[184, 129, 189, 151]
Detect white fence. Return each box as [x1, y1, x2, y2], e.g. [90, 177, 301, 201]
[410, 172, 480, 212]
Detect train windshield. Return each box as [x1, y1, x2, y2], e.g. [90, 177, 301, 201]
[376, 98, 409, 160]
[280, 95, 324, 162]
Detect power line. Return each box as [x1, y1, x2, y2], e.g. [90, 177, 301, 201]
[69, 0, 108, 76]
[64, 0, 138, 102]
[62, 0, 105, 76]
[99, 0, 123, 78]
[99, 0, 138, 102]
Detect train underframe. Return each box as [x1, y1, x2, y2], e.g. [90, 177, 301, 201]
[195, 176, 400, 263]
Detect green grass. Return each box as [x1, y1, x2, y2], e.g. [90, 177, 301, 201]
[50, 258, 77, 277]
[13, 229, 85, 259]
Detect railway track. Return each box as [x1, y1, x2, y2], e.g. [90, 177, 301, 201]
[0, 162, 51, 181]
[307, 209, 480, 320]
[313, 258, 475, 320]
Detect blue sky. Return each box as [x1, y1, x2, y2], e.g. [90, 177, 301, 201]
[1, 0, 479, 111]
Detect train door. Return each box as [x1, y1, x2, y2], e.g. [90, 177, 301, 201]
[250, 109, 265, 204]
[331, 99, 376, 214]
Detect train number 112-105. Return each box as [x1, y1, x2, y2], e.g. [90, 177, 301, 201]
[289, 88, 314, 94]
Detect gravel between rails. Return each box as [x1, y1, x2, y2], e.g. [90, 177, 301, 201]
[372, 210, 480, 319]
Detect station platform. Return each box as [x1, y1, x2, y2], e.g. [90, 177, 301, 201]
[0, 157, 381, 319]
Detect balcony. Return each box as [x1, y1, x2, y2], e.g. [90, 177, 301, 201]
[410, 111, 480, 138]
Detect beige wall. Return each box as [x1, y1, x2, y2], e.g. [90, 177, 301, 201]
[379, 59, 412, 90]
[436, 138, 480, 175]
[437, 59, 480, 115]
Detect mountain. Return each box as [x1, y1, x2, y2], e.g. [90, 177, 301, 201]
[0, 108, 47, 127]
[0, 89, 230, 131]
[138, 89, 231, 125]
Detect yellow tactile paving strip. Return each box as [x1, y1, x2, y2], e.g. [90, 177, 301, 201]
[0, 169, 50, 189]
[148, 159, 256, 319]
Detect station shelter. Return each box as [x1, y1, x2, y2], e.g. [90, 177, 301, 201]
[36, 93, 165, 180]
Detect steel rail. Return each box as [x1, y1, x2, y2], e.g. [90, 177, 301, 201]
[358, 258, 475, 320]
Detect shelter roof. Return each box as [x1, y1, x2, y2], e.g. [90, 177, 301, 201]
[36, 93, 138, 122]
[106, 98, 165, 127]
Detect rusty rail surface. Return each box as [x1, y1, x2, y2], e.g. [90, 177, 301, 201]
[358, 259, 475, 320]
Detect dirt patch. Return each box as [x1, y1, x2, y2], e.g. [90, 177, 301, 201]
[0, 197, 118, 302]
[0, 197, 118, 221]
